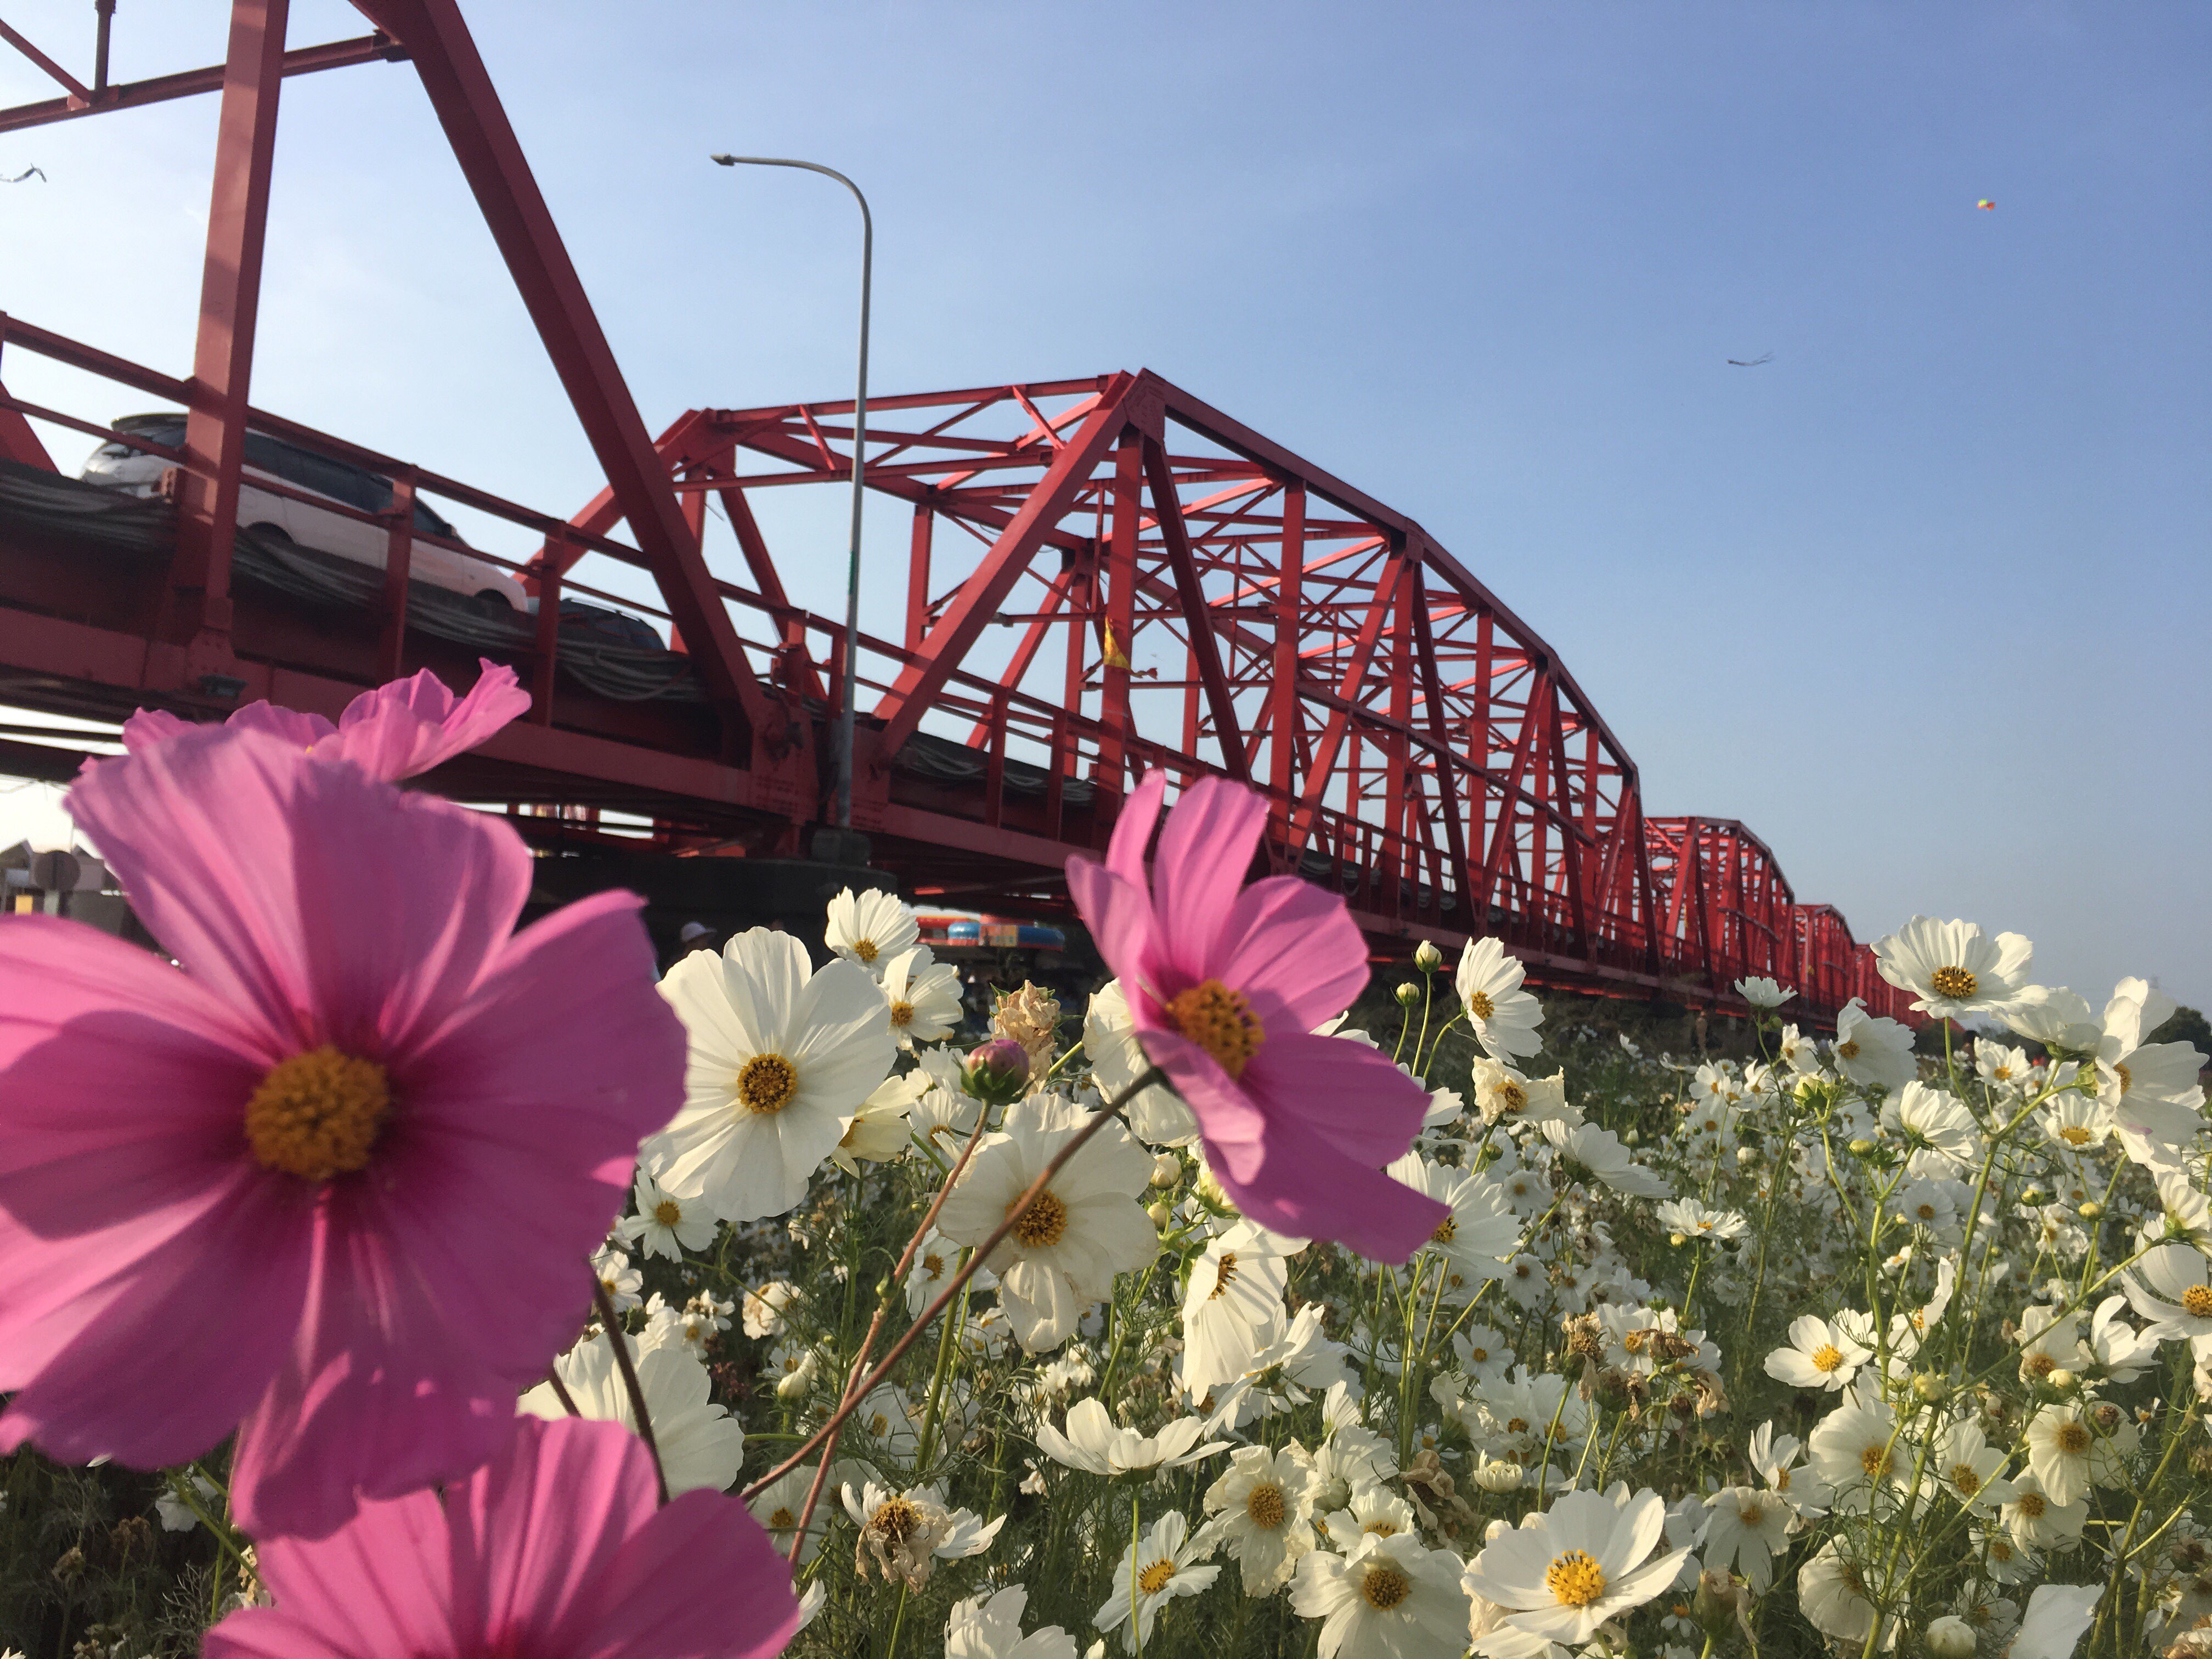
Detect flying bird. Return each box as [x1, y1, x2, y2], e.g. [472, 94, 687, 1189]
[3, 166, 46, 184]
[1726, 352, 1774, 368]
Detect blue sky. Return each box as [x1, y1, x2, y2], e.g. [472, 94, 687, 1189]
[2, 1, 2206, 1009]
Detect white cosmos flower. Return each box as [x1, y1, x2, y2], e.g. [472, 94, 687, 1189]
[1932, 1417, 2016, 1513]
[2002, 984, 2102, 1053]
[945, 1585, 1080, 1659]
[591, 1244, 641, 1312]
[1181, 1222, 1289, 1398]
[520, 1330, 743, 1496]
[1460, 1486, 1688, 1647]
[841, 1480, 1005, 1589]
[1975, 1038, 2034, 1090]
[905, 1228, 996, 1316]
[825, 885, 917, 976]
[1806, 1391, 1907, 1513]
[936, 1094, 1156, 1352]
[1831, 997, 1919, 1091]
[1797, 1542, 1893, 1649]
[1095, 1510, 1219, 1654]
[1084, 978, 1199, 1146]
[2095, 977, 2208, 1146]
[741, 1279, 795, 1338]
[1203, 1442, 1319, 1593]
[832, 1068, 926, 1174]
[1540, 1119, 1666, 1198]
[1455, 938, 1544, 1059]
[2124, 1238, 2212, 1357]
[1035, 1397, 1226, 1476]
[881, 945, 962, 1048]
[1385, 1153, 1521, 1287]
[1735, 975, 1796, 1009]
[617, 1169, 718, 1261]
[2024, 1404, 2134, 1506]
[2000, 1471, 2087, 1550]
[1469, 1057, 1578, 1131]
[1874, 915, 2033, 1021]
[1882, 1082, 1982, 1165]
[1701, 1485, 1793, 1592]
[746, 1462, 848, 1564]
[1654, 1198, 1748, 1243]
[649, 928, 895, 1222]
[1747, 1420, 1827, 1519]
[1294, 1529, 1470, 1659]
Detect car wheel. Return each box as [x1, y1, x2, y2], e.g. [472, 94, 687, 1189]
[245, 521, 293, 546]
[473, 589, 513, 610]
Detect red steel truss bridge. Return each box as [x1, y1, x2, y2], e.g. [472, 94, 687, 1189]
[0, 1, 1911, 1023]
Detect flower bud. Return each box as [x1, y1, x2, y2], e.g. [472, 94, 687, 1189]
[1622, 1128, 1640, 1147]
[1150, 1153, 1182, 1188]
[2019, 1185, 2045, 1204]
[1848, 1138, 1876, 1158]
[1146, 1199, 1172, 1228]
[2077, 1200, 2103, 1221]
[1911, 1372, 1946, 1403]
[775, 1350, 817, 1399]
[1395, 981, 1421, 1007]
[1736, 1146, 1758, 1165]
[1669, 1232, 1688, 1248]
[962, 1037, 1032, 1106]
[1926, 1615, 1978, 1658]
[2046, 1368, 2076, 1392]
[1413, 940, 1443, 974]
[1691, 1570, 1745, 1633]
[1473, 1458, 1523, 1493]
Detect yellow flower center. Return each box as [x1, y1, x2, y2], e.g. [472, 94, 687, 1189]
[1505, 1417, 1530, 1436]
[2025, 1352, 2055, 1378]
[1209, 1252, 1239, 1299]
[1739, 1501, 1765, 1527]
[1163, 980, 1266, 1078]
[1951, 1464, 1981, 1496]
[653, 1199, 683, 1226]
[889, 1001, 915, 1028]
[1916, 1203, 1938, 1222]
[1545, 1549, 1607, 1607]
[1861, 1444, 1894, 1479]
[1623, 1329, 1649, 1355]
[853, 938, 879, 963]
[244, 1046, 391, 1181]
[1837, 1039, 1860, 1059]
[1431, 1216, 1458, 1245]
[1008, 1188, 1068, 1249]
[2056, 1423, 2091, 1455]
[870, 1497, 924, 1542]
[769, 1506, 796, 1530]
[2017, 1492, 2046, 1519]
[2181, 1285, 2212, 1318]
[1930, 965, 1978, 1000]
[866, 1412, 890, 1436]
[736, 1053, 799, 1114]
[1364, 1520, 1400, 1536]
[1777, 1468, 1793, 1491]
[2059, 1126, 2092, 1147]
[1245, 1483, 1286, 1529]
[1361, 1563, 1412, 1610]
[1469, 1346, 1489, 1363]
[2113, 1060, 2132, 1093]
[1491, 1079, 1528, 1114]
[1137, 1559, 1176, 1595]
[1468, 990, 1496, 1020]
[1989, 1539, 2015, 1562]
[1994, 1065, 2013, 1080]
[1811, 1343, 1846, 1373]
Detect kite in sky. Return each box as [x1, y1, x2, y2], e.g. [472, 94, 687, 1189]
[1977, 199, 1996, 210]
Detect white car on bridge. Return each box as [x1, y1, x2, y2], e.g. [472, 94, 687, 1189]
[80, 412, 528, 610]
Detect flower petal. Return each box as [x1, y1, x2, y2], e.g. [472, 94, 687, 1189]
[1106, 769, 1169, 889]
[1214, 874, 1369, 1029]
[1149, 776, 1267, 982]
[329, 660, 531, 781]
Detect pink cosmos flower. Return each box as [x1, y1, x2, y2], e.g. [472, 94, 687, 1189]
[1065, 771, 1446, 1261]
[0, 725, 684, 1538]
[202, 1415, 802, 1659]
[122, 658, 532, 781]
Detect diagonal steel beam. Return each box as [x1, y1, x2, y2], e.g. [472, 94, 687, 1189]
[1142, 435, 1247, 781]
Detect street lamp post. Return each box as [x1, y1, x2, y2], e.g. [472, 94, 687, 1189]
[710, 153, 872, 833]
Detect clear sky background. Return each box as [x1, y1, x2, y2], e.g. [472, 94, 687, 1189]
[2, 1, 2206, 1009]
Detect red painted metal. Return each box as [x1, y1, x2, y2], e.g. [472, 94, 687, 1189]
[0, 5, 1912, 1025]
[0, 29, 405, 134]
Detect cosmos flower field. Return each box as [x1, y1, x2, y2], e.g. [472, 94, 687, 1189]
[1, 670, 2208, 1659]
